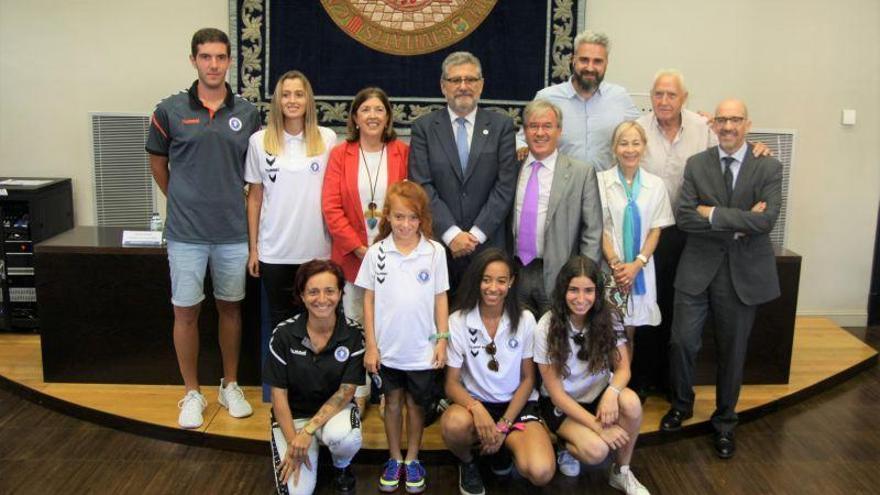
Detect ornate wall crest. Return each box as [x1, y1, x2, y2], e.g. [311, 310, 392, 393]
[320, 0, 498, 56]
[232, 0, 583, 127]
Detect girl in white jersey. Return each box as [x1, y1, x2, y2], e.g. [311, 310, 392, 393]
[534, 255, 650, 495]
[441, 248, 554, 495]
[355, 181, 449, 493]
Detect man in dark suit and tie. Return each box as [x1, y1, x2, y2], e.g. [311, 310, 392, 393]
[660, 99, 782, 459]
[511, 99, 602, 315]
[409, 51, 519, 289]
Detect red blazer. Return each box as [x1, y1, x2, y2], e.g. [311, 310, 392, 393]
[322, 139, 409, 282]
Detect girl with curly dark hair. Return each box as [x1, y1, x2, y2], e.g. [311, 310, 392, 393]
[533, 255, 649, 494]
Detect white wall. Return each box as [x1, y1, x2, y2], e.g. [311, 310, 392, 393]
[1, 0, 877, 324]
[586, 0, 880, 325]
[0, 0, 228, 221]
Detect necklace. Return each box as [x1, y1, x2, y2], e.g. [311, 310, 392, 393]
[360, 144, 385, 229]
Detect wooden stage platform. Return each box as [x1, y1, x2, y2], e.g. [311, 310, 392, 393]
[0, 317, 876, 455]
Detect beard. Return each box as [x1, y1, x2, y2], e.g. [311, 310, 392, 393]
[448, 93, 478, 115]
[573, 68, 604, 93]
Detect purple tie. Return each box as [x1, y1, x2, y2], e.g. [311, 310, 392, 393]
[517, 161, 542, 265]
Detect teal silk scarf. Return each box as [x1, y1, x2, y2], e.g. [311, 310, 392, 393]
[618, 167, 646, 295]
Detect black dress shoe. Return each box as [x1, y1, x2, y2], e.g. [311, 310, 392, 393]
[714, 431, 736, 459]
[333, 465, 356, 492]
[659, 408, 693, 432]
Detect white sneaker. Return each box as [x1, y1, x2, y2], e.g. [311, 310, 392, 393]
[609, 464, 650, 495]
[557, 450, 581, 477]
[177, 390, 207, 429]
[218, 379, 253, 418]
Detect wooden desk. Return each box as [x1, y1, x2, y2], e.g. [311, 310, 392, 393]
[35, 227, 802, 387]
[35, 227, 262, 385]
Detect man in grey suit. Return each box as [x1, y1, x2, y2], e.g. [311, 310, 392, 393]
[409, 51, 519, 289]
[660, 99, 782, 459]
[511, 99, 602, 314]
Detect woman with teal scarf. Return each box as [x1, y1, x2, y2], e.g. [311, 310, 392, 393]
[597, 121, 674, 360]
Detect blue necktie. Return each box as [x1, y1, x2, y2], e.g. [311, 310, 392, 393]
[455, 117, 469, 174]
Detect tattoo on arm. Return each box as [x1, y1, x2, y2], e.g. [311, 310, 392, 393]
[306, 384, 356, 430]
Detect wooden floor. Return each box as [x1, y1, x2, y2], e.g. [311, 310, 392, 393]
[0, 317, 875, 452]
[2, 324, 879, 494]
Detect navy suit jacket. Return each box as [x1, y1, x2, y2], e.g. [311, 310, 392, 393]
[408, 107, 519, 250]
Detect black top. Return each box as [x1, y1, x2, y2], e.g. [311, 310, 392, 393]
[263, 313, 366, 418]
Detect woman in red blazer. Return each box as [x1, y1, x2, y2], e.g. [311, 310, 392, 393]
[322, 87, 409, 324]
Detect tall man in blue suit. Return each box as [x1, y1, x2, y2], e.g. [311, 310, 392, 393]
[409, 51, 519, 289]
[660, 99, 782, 460]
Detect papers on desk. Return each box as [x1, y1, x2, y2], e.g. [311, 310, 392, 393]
[122, 230, 164, 246]
[0, 179, 53, 186]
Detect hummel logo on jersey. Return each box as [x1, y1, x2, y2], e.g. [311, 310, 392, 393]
[376, 243, 387, 284]
[290, 348, 307, 356]
[182, 118, 200, 125]
[266, 156, 278, 182]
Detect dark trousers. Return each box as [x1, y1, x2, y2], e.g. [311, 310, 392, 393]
[514, 258, 550, 318]
[446, 251, 470, 302]
[259, 262, 302, 328]
[669, 257, 756, 433]
[632, 225, 687, 391]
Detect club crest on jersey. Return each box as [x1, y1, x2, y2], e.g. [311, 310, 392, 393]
[309, 161, 321, 174]
[417, 270, 431, 284]
[334, 346, 350, 362]
[228, 117, 243, 131]
[508, 337, 519, 350]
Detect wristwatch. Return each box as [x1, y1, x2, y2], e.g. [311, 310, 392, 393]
[303, 423, 317, 435]
[636, 254, 649, 265]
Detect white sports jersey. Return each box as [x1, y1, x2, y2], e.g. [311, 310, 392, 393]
[533, 311, 626, 403]
[355, 235, 449, 370]
[244, 127, 336, 263]
[448, 307, 538, 403]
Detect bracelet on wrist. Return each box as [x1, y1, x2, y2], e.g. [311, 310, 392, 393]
[607, 385, 622, 395]
[429, 332, 450, 342]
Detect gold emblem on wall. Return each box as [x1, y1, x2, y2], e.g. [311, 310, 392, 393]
[320, 0, 498, 56]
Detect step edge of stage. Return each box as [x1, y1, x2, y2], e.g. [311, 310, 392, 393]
[1, 321, 877, 455]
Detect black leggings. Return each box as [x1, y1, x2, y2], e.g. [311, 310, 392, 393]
[259, 262, 302, 328]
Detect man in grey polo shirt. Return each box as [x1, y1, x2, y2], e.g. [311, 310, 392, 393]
[147, 27, 261, 429]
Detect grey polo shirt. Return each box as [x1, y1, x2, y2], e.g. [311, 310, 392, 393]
[146, 81, 261, 244]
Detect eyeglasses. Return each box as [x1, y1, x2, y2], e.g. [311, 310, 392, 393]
[714, 116, 746, 126]
[525, 123, 557, 132]
[443, 76, 482, 86]
[572, 331, 589, 361]
[485, 341, 499, 372]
